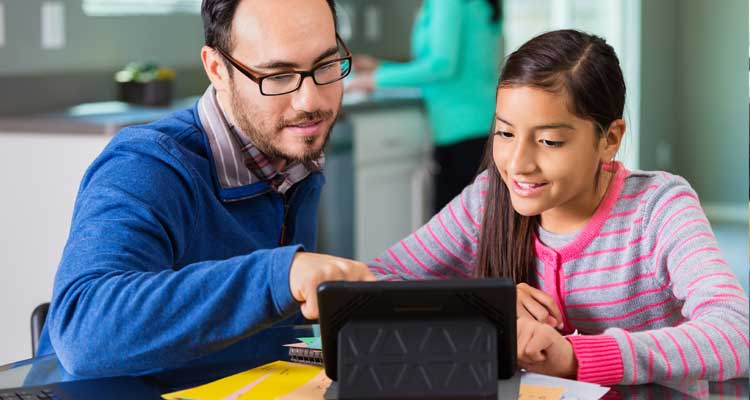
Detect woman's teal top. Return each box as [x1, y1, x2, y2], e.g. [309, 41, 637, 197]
[374, 0, 501, 146]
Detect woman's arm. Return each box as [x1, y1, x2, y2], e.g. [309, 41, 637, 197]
[374, 0, 464, 88]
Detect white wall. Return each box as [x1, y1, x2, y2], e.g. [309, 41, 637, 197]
[0, 132, 111, 365]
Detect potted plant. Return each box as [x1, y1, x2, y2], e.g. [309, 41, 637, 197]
[115, 62, 176, 106]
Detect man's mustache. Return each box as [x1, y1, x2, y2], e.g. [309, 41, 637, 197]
[278, 110, 334, 129]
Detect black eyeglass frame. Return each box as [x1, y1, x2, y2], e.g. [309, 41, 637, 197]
[215, 34, 353, 96]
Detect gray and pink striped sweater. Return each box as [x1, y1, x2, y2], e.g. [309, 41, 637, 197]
[368, 162, 749, 385]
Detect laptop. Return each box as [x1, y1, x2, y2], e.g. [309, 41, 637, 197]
[0, 376, 162, 399]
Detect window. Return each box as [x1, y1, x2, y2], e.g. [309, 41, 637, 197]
[82, 0, 201, 16]
[503, 0, 641, 169]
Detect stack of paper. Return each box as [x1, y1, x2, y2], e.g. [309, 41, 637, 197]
[284, 337, 324, 366]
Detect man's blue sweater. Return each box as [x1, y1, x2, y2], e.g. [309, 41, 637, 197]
[35, 103, 324, 387]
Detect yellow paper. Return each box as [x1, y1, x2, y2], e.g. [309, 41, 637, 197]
[161, 361, 326, 400]
[518, 383, 566, 400]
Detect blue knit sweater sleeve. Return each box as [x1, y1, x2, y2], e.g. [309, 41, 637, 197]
[47, 131, 300, 377]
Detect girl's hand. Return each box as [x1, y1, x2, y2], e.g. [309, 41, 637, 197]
[352, 54, 379, 73]
[517, 283, 564, 329]
[517, 318, 577, 378]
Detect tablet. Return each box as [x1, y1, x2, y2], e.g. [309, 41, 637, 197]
[317, 279, 516, 381]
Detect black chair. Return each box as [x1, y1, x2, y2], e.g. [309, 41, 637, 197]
[31, 302, 50, 357]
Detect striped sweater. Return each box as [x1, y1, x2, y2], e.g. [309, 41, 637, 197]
[368, 162, 749, 385]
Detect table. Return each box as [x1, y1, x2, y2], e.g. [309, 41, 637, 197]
[1, 348, 747, 399]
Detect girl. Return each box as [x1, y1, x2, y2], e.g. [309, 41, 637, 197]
[368, 29, 749, 385]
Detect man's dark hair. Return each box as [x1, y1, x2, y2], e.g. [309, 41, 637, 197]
[202, 0, 338, 53]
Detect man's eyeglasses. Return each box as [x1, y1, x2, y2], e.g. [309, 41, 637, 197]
[215, 34, 352, 96]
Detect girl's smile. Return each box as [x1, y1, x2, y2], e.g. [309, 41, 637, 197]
[511, 179, 549, 197]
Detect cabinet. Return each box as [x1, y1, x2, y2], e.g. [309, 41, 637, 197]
[0, 132, 112, 365]
[349, 107, 432, 261]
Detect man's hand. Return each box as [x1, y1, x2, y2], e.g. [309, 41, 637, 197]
[517, 283, 564, 329]
[289, 252, 376, 319]
[517, 318, 577, 378]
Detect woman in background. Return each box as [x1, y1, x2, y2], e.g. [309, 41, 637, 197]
[347, 0, 502, 213]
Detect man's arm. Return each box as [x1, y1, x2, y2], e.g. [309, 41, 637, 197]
[49, 134, 299, 376]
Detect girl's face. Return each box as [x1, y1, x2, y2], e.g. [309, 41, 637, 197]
[493, 86, 623, 233]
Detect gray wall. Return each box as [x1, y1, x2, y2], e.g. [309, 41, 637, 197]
[640, 0, 677, 172]
[0, 0, 420, 76]
[639, 0, 748, 210]
[672, 0, 748, 208]
[0, 0, 207, 115]
[0, 0, 419, 116]
[0, 0, 203, 75]
[337, 0, 420, 61]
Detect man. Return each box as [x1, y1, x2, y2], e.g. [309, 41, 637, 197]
[36, 0, 373, 384]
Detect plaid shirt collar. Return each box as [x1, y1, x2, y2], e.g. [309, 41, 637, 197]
[197, 85, 324, 194]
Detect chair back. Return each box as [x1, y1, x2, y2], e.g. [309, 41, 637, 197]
[31, 302, 50, 357]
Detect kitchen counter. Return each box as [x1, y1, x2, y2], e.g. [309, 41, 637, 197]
[0, 88, 422, 136]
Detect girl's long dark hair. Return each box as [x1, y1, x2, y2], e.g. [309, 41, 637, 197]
[475, 29, 626, 283]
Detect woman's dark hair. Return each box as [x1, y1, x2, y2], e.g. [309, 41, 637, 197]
[475, 29, 625, 283]
[482, 0, 502, 24]
[201, 0, 338, 52]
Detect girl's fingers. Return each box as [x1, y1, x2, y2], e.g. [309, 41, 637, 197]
[517, 320, 548, 365]
[522, 297, 551, 323]
[516, 320, 534, 363]
[524, 326, 553, 363]
[517, 304, 534, 320]
[517, 284, 564, 328]
[522, 298, 561, 328]
[523, 331, 546, 363]
[528, 288, 564, 327]
[545, 315, 561, 328]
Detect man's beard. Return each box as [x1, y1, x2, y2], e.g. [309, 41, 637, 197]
[229, 84, 338, 164]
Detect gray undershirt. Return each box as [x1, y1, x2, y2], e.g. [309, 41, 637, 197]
[536, 225, 580, 249]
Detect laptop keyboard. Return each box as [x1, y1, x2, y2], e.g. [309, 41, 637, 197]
[0, 388, 58, 400]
